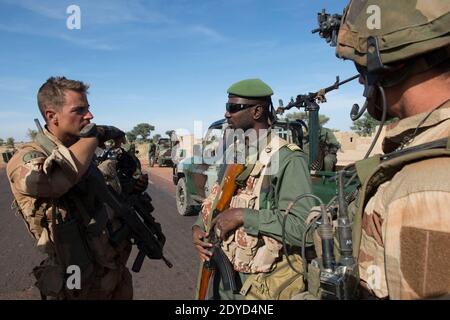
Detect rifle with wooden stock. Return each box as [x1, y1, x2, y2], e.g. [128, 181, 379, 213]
[195, 163, 245, 300]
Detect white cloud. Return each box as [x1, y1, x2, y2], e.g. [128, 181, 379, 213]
[0, 23, 117, 51]
[190, 25, 226, 42]
[2, 0, 173, 25]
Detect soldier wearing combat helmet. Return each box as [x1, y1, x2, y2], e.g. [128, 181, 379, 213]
[332, 0, 450, 299]
[192, 79, 315, 300]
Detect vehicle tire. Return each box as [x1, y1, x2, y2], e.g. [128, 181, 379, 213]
[176, 177, 196, 216]
[149, 156, 155, 167]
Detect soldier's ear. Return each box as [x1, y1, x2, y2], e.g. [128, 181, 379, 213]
[252, 105, 264, 120]
[45, 109, 57, 125]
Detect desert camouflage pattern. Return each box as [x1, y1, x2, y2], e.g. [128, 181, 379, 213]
[97, 159, 122, 195]
[336, 0, 450, 66]
[208, 136, 287, 273]
[6, 128, 132, 299]
[358, 100, 450, 299]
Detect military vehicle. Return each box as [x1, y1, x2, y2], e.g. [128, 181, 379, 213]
[1, 149, 15, 163]
[149, 138, 173, 167]
[173, 118, 310, 216]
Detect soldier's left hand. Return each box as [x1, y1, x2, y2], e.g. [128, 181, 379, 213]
[211, 208, 244, 241]
[134, 173, 148, 193]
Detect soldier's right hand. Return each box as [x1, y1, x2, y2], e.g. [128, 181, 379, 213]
[192, 225, 213, 262]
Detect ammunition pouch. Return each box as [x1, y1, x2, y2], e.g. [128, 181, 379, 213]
[32, 259, 64, 298]
[240, 254, 305, 300]
[51, 217, 95, 290]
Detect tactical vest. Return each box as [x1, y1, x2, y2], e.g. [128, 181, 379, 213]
[15, 132, 120, 296]
[203, 135, 291, 274]
[300, 135, 450, 300]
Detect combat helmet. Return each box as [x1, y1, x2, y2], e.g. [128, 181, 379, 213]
[335, 0, 450, 120]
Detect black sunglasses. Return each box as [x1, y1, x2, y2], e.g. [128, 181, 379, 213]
[225, 103, 256, 113]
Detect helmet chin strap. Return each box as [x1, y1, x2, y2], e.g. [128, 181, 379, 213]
[350, 84, 389, 159]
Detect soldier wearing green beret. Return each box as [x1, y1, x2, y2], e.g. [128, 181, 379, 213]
[192, 79, 315, 300]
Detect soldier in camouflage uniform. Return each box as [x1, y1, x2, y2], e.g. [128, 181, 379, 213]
[192, 79, 315, 299]
[6, 77, 134, 299]
[333, 0, 450, 299]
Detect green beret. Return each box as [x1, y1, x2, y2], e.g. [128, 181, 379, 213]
[227, 79, 273, 98]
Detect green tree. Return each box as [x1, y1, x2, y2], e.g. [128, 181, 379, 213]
[285, 111, 330, 126]
[153, 134, 161, 142]
[0, 138, 4, 146]
[26, 129, 38, 141]
[126, 131, 137, 142]
[351, 113, 380, 136]
[131, 123, 155, 141]
[165, 130, 175, 137]
[6, 137, 15, 148]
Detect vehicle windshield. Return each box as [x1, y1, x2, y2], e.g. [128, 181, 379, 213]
[159, 138, 171, 147]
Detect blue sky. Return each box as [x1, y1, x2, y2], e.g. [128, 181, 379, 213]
[0, 0, 364, 141]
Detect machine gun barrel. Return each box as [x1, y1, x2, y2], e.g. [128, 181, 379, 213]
[277, 74, 358, 114]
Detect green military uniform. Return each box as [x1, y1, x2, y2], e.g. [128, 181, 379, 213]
[194, 79, 315, 300]
[148, 141, 156, 166]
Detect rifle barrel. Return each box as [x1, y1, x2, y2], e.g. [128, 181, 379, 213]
[34, 118, 44, 133]
[322, 74, 359, 94]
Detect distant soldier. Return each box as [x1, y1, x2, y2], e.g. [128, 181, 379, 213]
[192, 79, 315, 300]
[304, 126, 341, 171]
[331, 0, 450, 299]
[148, 139, 156, 167]
[7, 77, 134, 299]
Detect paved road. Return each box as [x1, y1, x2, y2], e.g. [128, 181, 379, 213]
[0, 165, 200, 300]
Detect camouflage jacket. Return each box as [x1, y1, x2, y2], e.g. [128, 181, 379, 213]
[6, 128, 131, 298]
[357, 100, 450, 299]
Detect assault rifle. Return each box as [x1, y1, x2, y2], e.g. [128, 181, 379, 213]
[95, 143, 173, 271]
[90, 165, 173, 271]
[196, 163, 245, 300]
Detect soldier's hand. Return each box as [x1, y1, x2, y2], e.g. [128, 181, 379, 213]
[192, 225, 213, 262]
[134, 173, 148, 193]
[211, 208, 244, 241]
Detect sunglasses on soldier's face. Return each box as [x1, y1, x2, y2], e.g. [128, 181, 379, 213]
[225, 103, 256, 113]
